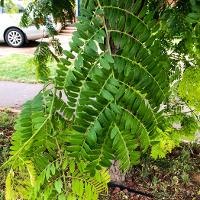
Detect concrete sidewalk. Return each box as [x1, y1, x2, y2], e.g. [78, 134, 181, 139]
[0, 81, 43, 109]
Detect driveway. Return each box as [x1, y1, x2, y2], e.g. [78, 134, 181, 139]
[0, 42, 37, 56]
[0, 30, 73, 56]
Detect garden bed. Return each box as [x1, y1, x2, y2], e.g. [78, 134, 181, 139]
[0, 110, 17, 199]
[108, 144, 200, 200]
[0, 110, 200, 200]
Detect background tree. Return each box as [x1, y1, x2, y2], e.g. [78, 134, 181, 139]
[158, 0, 200, 137]
[21, 0, 75, 32]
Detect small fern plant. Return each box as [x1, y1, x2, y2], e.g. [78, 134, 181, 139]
[2, 0, 181, 199]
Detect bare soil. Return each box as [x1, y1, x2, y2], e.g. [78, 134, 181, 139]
[108, 144, 200, 200]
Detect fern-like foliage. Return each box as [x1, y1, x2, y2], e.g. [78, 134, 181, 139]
[33, 41, 61, 81]
[31, 160, 109, 200]
[6, 161, 36, 200]
[6, 158, 109, 200]
[55, 0, 171, 171]
[2, 0, 180, 199]
[3, 91, 109, 199]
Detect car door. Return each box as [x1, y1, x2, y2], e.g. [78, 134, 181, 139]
[0, 9, 21, 42]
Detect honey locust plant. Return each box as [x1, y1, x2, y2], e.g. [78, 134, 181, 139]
[2, 0, 191, 199]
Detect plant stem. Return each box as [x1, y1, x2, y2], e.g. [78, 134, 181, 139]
[55, 137, 67, 193]
[96, 0, 111, 54]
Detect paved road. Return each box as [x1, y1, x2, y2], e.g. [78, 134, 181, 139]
[0, 81, 43, 108]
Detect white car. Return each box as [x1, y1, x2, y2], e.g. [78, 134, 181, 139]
[0, 6, 61, 47]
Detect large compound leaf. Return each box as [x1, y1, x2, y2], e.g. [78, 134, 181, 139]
[55, 0, 171, 171]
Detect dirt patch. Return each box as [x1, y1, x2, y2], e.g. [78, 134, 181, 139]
[107, 144, 200, 200]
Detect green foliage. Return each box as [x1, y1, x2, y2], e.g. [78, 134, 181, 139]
[0, 111, 17, 200]
[2, 0, 199, 199]
[2, 93, 109, 199]
[156, 0, 200, 89]
[156, 0, 200, 147]
[0, 111, 15, 129]
[33, 42, 61, 81]
[55, 0, 173, 170]
[160, 0, 200, 83]
[33, 42, 51, 81]
[6, 160, 109, 200]
[150, 113, 199, 160]
[178, 67, 200, 112]
[20, 0, 75, 32]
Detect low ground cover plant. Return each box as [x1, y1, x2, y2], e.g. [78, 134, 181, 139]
[0, 110, 17, 200]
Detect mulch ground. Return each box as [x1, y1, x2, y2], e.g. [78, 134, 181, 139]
[107, 144, 200, 200]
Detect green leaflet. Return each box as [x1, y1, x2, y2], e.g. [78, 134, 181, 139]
[178, 67, 200, 111]
[54, 179, 63, 194]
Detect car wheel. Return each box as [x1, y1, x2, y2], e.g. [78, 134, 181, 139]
[5, 28, 25, 47]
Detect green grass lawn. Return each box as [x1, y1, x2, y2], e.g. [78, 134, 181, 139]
[0, 54, 37, 83]
[0, 54, 57, 83]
